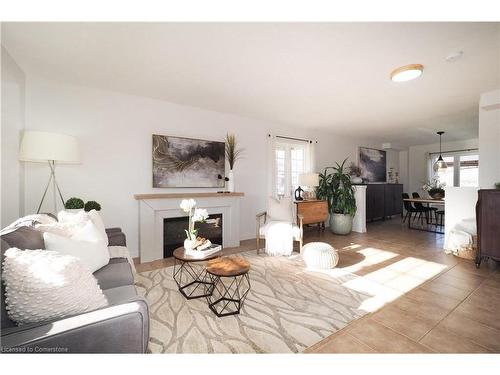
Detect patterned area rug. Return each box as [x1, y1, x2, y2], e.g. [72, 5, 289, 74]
[135, 251, 383, 353]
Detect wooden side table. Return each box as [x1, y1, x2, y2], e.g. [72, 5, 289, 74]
[205, 257, 251, 317]
[294, 200, 328, 231]
[172, 247, 222, 300]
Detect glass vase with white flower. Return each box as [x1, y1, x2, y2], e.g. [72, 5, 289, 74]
[179, 199, 209, 251]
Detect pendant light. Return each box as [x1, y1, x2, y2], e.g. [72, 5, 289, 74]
[433, 131, 448, 173]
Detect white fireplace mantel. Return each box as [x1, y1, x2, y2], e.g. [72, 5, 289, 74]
[136, 192, 244, 262]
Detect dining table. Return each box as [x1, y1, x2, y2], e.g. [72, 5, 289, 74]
[402, 197, 445, 234]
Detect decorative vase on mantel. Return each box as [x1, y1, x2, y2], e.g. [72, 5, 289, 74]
[224, 133, 243, 194]
[350, 176, 363, 184]
[227, 170, 235, 193]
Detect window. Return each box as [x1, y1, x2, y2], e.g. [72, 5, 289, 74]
[274, 139, 311, 197]
[439, 156, 455, 187]
[430, 151, 479, 187]
[459, 154, 479, 187]
[275, 147, 286, 196]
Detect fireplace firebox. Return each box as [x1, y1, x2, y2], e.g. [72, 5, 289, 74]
[163, 214, 223, 258]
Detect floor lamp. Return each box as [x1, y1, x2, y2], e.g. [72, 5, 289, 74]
[19, 130, 80, 213]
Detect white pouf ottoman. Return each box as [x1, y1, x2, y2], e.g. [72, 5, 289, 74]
[302, 242, 339, 269]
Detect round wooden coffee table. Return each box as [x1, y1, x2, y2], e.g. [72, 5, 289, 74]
[172, 247, 222, 300]
[205, 257, 251, 317]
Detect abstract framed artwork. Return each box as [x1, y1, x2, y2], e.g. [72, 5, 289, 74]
[359, 147, 387, 183]
[152, 134, 225, 188]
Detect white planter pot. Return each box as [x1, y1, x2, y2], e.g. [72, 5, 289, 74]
[351, 176, 363, 184]
[329, 213, 353, 235]
[65, 208, 84, 214]
[227, 170, 235, 192]
[184, 238, 196, 251]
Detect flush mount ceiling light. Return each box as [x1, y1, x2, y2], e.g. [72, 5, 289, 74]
[390, 64, 424, 82]
[433, 131, 448, 173]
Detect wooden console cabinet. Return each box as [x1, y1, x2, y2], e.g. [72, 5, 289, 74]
[365, 183, 403, 221]
[294, 200, 328, 230]
[476, 189, 500, 267]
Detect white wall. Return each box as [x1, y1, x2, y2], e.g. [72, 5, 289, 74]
[478, 89, 500, 188]
[406, 138, 479, 194]
[386, 149, 400, 174]
[22, 76, 397, 257]
[398, 150, 409, 191]
[1, 47, 25, 227]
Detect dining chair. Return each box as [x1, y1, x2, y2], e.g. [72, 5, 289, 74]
[412, 192, 438, 223]
[436, 210, 445, 227]
[402, 193, 425, 224]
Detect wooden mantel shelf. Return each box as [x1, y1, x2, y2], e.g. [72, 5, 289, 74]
[134, 192, 245, 200]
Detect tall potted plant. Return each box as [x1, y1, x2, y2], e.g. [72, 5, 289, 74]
[225, 133, 244, 192]
[316, 158, 357, 235]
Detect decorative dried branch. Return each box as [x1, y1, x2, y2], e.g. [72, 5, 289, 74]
[225, 133, 244, 170]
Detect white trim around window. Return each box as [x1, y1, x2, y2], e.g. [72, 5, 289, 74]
[268, 135, 315, 198]
[427, 149, 479, 187]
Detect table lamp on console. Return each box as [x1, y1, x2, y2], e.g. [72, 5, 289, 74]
[19, 130, 80, 213]
[295, 172, 319, 201]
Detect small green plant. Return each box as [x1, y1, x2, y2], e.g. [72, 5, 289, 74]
[64, 197, 84, 209]
[495, 182, 500, 189]
[84, 201, 102, 212]
[347, 162, 361, 177]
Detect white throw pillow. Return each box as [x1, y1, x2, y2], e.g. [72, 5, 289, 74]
[2, 248, 108, 325]
[36, 216, 105, 244]
[57, 209, 88, 226]
[267, 196, 294, 222]
[71, 219, 107, 245]
[86, 210, 108, 245]
[57, 209, 108, 246]
[35, 221, 83, 238]
[43, 232, 110, 273]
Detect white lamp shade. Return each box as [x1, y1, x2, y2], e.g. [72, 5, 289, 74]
[298, 172, 319, 187]
[19, 131, 80, 163]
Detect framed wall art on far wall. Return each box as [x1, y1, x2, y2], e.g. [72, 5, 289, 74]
[152, 134, 225, 188]
[359, 146, 387, 183]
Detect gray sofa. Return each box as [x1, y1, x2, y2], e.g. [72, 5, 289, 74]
[0, 221, 149, 353]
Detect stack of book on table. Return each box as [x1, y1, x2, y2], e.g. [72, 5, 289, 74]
[187, 240, 222, 259]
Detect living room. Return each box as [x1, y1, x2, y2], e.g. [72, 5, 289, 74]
[1, 1, 500, 373]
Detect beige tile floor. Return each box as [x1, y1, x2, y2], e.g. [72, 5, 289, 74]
[136, 217, 500, 353]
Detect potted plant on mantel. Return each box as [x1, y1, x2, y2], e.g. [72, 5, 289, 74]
[316, 158, 357, 235]
[348, 162, 363, 184]
[224, 133, 244, 192]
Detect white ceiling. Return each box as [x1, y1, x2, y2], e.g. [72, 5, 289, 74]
[2, 22, 499, 146]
